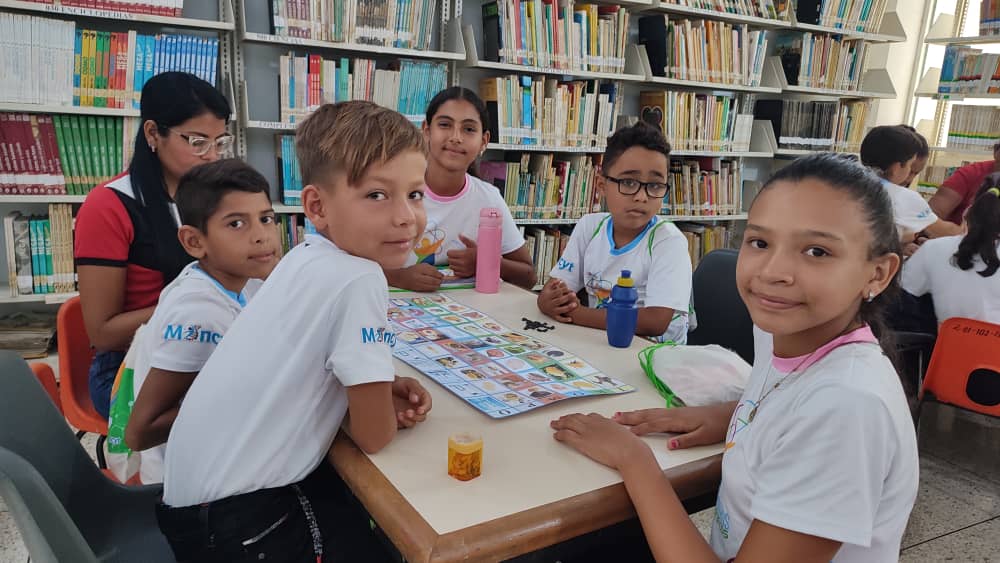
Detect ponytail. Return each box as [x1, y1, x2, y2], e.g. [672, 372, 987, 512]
[953, 175, 1000, 278]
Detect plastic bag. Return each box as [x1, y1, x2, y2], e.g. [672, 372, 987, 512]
[639, 342, 751, 407]
[105, 324, 145, 482]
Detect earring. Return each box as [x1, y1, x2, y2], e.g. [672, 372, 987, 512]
[866, 291, 875, 303]
[149, 142, 156, 153]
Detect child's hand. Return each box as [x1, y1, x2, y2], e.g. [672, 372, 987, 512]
[446, 235, 478, 278]
[397, 263, 445, 292]
[551, 412, 649, 470]
[537, 278, 579, 322]
[391, 376, 433, 429]
[613, 404, 734, 450]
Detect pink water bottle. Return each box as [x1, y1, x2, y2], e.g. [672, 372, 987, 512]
[475, 208, 503, 293]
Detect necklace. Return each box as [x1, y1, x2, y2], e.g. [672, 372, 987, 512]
[747, 352, 815, 423]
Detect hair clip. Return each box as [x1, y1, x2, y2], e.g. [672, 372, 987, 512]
[988, 188, 1000, 198]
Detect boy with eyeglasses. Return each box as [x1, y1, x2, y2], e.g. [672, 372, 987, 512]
[537, 121, 693, 344]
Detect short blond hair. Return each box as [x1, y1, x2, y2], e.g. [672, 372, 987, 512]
[295, 101, 426, 187]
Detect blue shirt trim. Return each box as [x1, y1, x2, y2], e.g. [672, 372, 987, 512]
[605, 216, 657, 256]
[192, 264, 248, 307]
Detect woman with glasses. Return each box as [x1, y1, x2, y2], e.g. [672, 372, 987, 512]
[74, 72, 233, 419]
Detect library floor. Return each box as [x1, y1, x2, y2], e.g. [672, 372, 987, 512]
[1, 402, 998, 562]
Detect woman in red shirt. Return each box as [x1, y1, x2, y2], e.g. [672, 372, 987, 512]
[928, 143, 1000, 225]
[74, 72, 233, 419]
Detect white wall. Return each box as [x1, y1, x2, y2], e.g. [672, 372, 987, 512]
[869, 0, 933, 125]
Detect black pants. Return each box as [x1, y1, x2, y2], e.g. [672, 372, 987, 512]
[156, 461, 391, 563]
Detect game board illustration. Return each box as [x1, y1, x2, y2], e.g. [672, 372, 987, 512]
[388, 295, 635, 418]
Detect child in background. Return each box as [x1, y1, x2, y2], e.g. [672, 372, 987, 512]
[385, 87, 536, 291]
[551, 154, 918, 562]
[537, 122, 692, 343]
[124, 159, 279, 484]
[860, 125, 962, 252]
[156, 102, 433, 562]
[902, 173, 1000, 325]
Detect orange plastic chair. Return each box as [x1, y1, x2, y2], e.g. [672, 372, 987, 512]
[919, 317, 1000, 417]
[56, 296, 109, 468]
[30, 363, 61, 414]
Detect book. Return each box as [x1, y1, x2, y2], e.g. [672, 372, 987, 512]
[663, 0, 790, 20]
[269, 0, 439, 50]
[640, 90, 755, 152]
[481, 153, 598, 220]
[947, 105, 1000, 151]
[938, 45, 1000, 95]
[666, 158, 742, 217]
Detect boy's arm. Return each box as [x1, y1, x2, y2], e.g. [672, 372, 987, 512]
[566, 305, 675, 337]
[501, 244, 537, 289]
[125, 368, 197, 451]
[384, 263, 444, 292]
[345, 381, 397, 454]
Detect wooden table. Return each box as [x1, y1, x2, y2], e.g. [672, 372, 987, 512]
[329, 284, 723, 563]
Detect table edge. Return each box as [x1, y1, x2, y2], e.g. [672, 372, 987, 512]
[330, 433, 723, 563]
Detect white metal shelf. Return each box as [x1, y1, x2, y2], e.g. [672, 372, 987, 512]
[670, 150, 773, 158]
[651, 3, 793, 29]
[791, 21, 905, 43]
[929, 146, 995, 157]
[0, 286, 77, 305]
[0, 0, 234, 29]
[0, 195, 87, 204]
[773, 148, 860, 157]
[464, 60, 644, 82]
[915, 92, 1000, 101]
[241, 31, 466, 61]
[643, 76, 781, 94]
[486, 143, 605, 154]
[925, 35, 1000, 45]
[782, 85, 894, 99]
[246, 120, 297, 131]
[0, 102, 140, 117]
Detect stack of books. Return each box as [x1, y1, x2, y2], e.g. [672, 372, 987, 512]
[640, 91, 755, 152]
[481, 1, 630, 74]
[0, 113, 135, 195]
[775, 33, 869, 91]
[947, 105, 1000, 152]
[278, 54, 447, 123]
[665, 157, 742, 216]
[479, 154, 599, 221]
[523, 226, 570, 286]
[677, 222, 734, 268]
[269, 0, 439, 51]
[2, 205, 76, 297]
[938, 45, 1000, 95]
[664, 0, 789, 20]
[755, 99, 860, 151]
[792, 0, 889, 33]
[480, 76, 622, 149]
[638, 15, 769, 87]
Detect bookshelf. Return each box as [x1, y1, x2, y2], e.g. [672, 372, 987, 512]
[0, 0, 235, 309]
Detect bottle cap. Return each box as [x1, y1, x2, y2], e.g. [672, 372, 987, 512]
[480, 207, 501, 219]
[616, 270, 634, 288]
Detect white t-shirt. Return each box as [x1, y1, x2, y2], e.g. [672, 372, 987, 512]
[901, 235, 1000, 324]
[882, 179, 938, 236]
[131, 262, 262, 485]
[711, 326, 919, 562]
[548, 213, 693, 344]
[162, 234, 397, 507]
[408, 174, 524, 266]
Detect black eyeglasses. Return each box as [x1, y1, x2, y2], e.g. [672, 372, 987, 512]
[603, 175, 669, 199]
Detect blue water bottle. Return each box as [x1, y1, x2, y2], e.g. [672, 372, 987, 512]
[606, 270, 639, 348]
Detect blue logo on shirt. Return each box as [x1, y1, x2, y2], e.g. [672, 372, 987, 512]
[164, 324, 222, 345]
[361, 327, 397, 347]
[557, 258, 575, 272]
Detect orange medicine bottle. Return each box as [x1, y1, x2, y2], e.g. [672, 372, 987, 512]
[447, 432, 483, 481]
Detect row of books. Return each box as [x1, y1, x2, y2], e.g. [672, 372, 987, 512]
[276, 213, 317, 255]
[639, 91, 755, 152]
[2, 206, 76, 297]
[664, 158, 742, 216]
[665, 0, 789, 20]
[268, 0, 439, 51]
[755, 99, 869, 152]
[793, 0, 889, 33]
[276, 135, 303, 205]
[938, 46, 1000, 95]
[918, 164, 962, 190]
[638, 16, 769, 87]
[775, 33, 869, 91]
[677, 223, 734, 268]
[481, 1, 629, 74]
[0, 113, 136, 195]
[479, 154, 599, 221]
[278, 54, 447, 123]
[981, 0, 1000, 36]
[523, 226, 569, 287]
[22, 0, 184, 17]
[1, 13, 218, 108]
[946, 105, 1000, 152]
[479, 76, 622, 148]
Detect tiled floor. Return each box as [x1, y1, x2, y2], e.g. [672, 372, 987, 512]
[2, 405, 998, 562]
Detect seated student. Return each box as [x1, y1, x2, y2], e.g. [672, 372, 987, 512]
[156, 102, 433, 562]
[860, 125, 962, 250]
[385, 87, 536, 291]
[123, 159, 279, 484]
[551, 154, 918, 563]
[901, 174, 1000, 325]
[537, 122, 692, 343]
[900, 125, 929, 188]
[928, 141, 1000, 224]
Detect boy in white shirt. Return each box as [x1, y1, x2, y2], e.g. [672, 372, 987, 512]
[537, 122, 693, 344]
[156, 101, 433, 563]
[124, 159, 279, 484]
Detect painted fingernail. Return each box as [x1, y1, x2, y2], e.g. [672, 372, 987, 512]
[669, 439, 679, 450]
[613, 412, 621, 418]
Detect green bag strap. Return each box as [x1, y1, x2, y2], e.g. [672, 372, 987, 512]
[637, 340, 679, 408]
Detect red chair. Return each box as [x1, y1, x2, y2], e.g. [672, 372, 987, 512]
[56, 296, 109, 468]
[30, 363, 61, 414]
[919, 317, 1000, 418]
